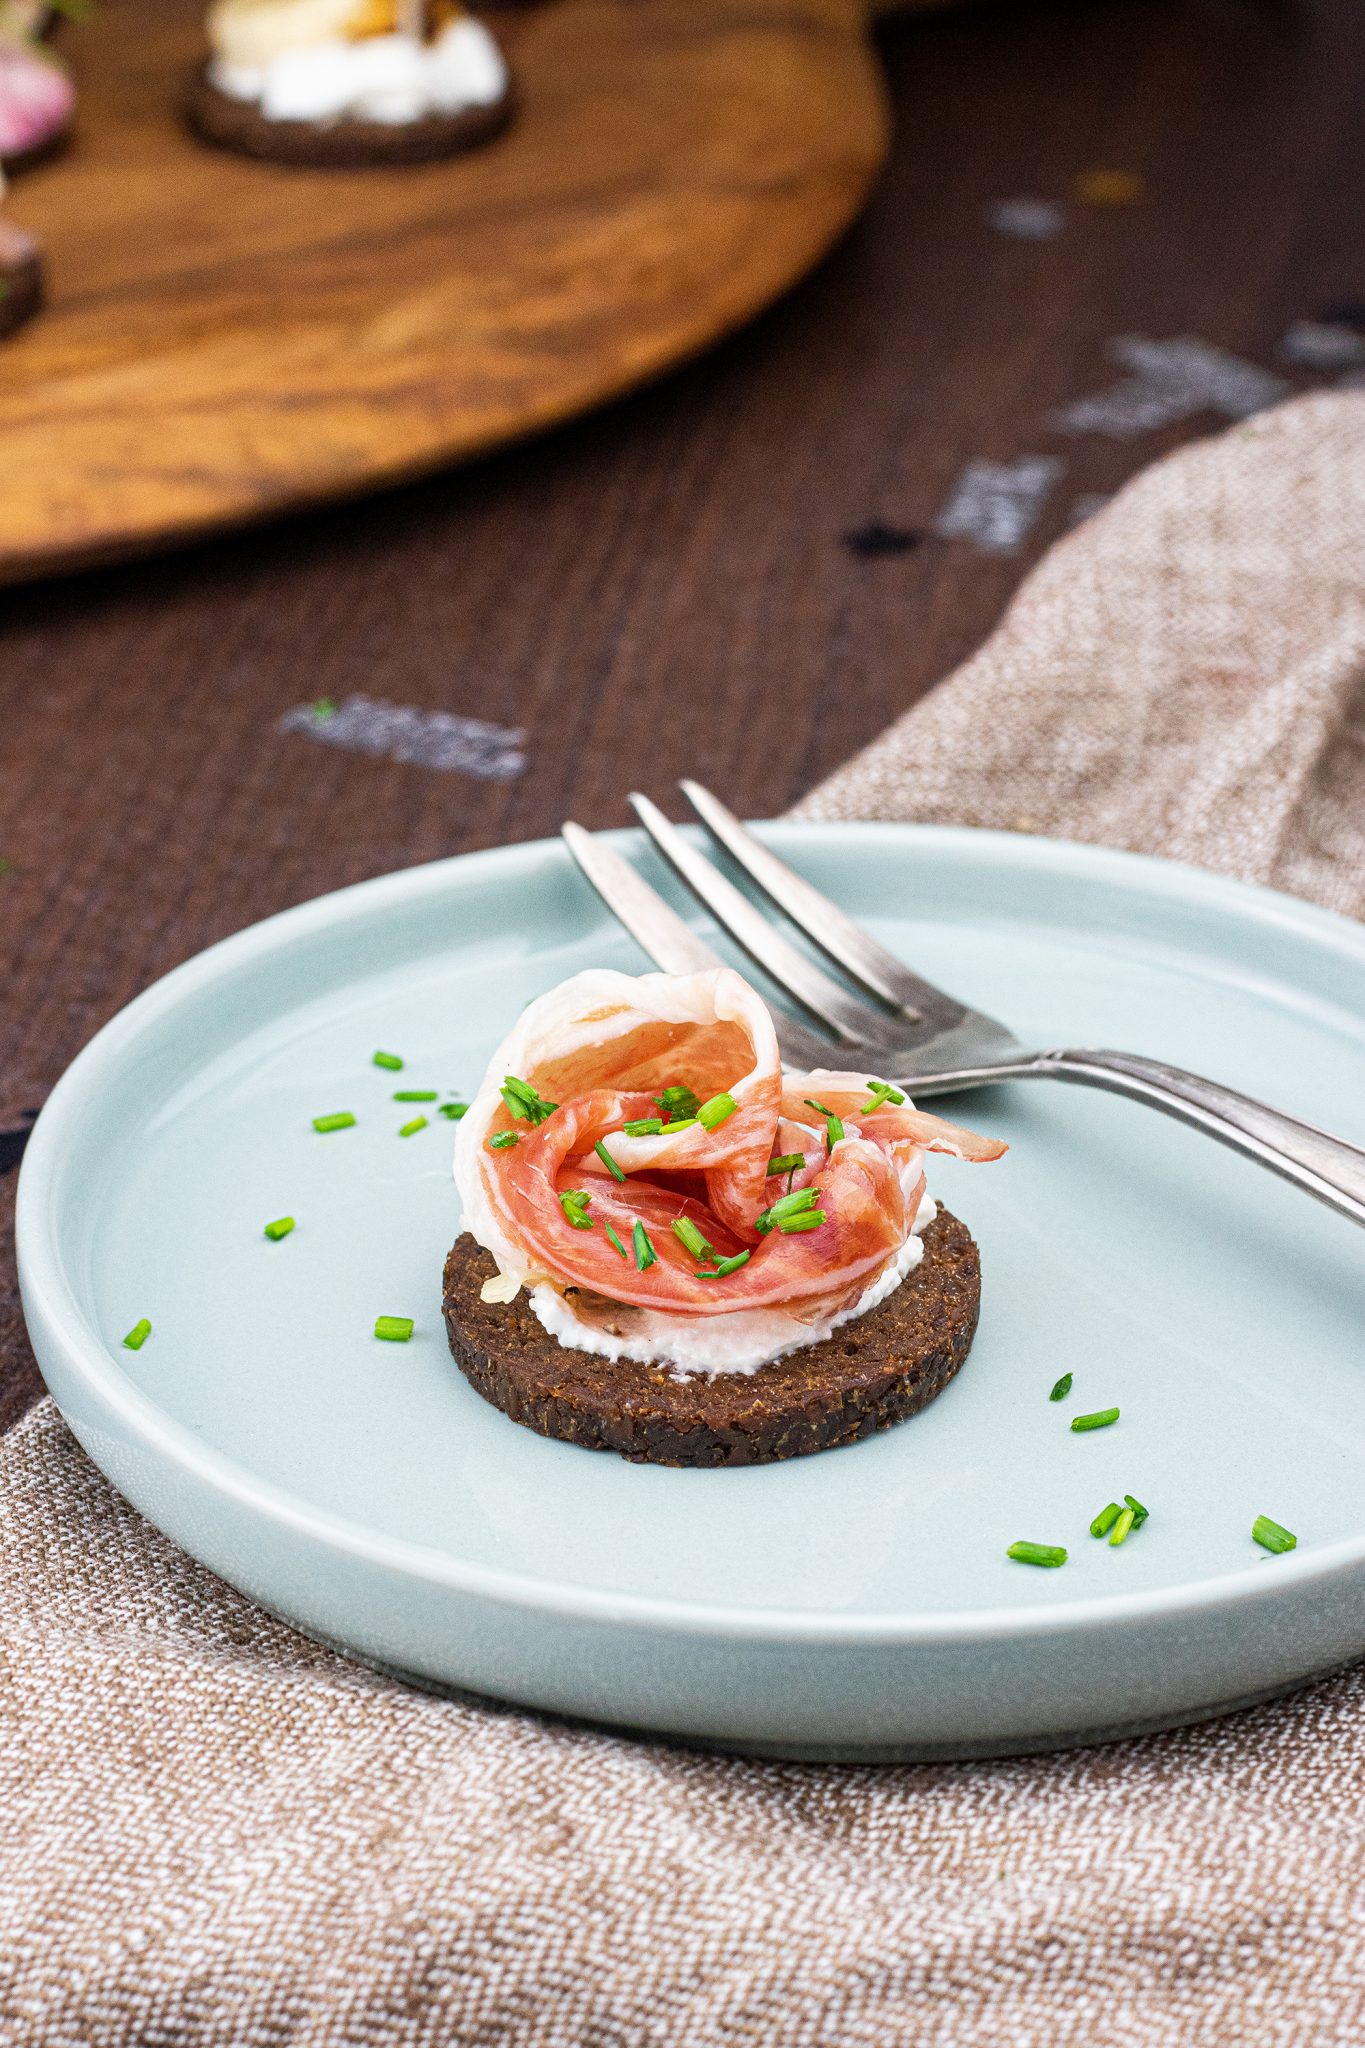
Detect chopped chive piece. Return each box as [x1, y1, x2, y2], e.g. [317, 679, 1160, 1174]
[604, 1222, 630, 1261]
[776, 1210, 827, 1234]
[264, 1216, 295, 1242]
[438, 1102, 468, 1120]
[1071, 1407, 1120, 1433]
[697, 1250, 752, 1278]
[489, 1131, 519, 1150]
[312, 697, 337, 722]
[1253, 1514, 1297, 1554]
[623, 1117, 664, 1137]
[558, 1190, 594, 1229]
[373, 1051, 403, 1071]
[697, 1092, 738, 1130]
[313, 1111, 356, 1133]
[1007, 1541, 1067, 1568]
[1090, 1501, 1122, 1539]
[659, 1117, 697, 1135]
[805, 1097, 845, 1146]
[1124, 1493, 1149, 1527]
[1049, 1372, 1073, 1402]
[654, 1084, 701, 1122]
[393, 1089, 438, 1102]
[755, 1186, 822, 1234]
[594, 1140, 625, 1182]
[633, 1220, 657, 1271]
[671, 1216, 713, 1260]
[122, 1317, 152, 1351]
[1109, 1506, 1137, 1547]
[767, 1152, 804, 1177]
[374, 1315, 414, 1342]
[398, 1115, 428, 1137]
[500, 1075, 558, 1126]
[861, 1080, 906, 1113]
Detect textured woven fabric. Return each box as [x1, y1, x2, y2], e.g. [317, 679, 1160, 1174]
[5, 390, 1365, 2043]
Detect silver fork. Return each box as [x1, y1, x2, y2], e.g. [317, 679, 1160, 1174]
[562, 783, 1365, 1230]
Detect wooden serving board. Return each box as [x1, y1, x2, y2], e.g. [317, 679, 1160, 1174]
[0, 0, 889, 581]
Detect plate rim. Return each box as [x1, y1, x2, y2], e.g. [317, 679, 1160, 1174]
[17, 821, 1365, 1647]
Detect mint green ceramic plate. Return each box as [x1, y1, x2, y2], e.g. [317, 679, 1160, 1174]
[16, 826, 1365, 1759]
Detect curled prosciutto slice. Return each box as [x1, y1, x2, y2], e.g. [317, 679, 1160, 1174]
[0, 41, 74, 162]
[454, 969, 1004, 1375]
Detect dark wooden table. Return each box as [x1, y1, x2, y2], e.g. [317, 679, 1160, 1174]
[3, 0, 1363, 1427]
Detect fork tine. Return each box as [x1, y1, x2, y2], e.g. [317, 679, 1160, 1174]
[680, 780, 959, 1025]
[627, 794, 895, 1047]
[562, 822, 836, 1069]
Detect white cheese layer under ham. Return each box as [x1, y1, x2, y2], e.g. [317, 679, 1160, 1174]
[453, 968, 1005, 1376]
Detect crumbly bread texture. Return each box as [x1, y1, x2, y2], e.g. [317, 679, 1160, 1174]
[184, 70, 512, 166]
[442, 1209, 982, 1467]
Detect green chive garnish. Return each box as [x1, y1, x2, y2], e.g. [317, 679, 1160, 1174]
[604, 1222, 630, 1261]
[1253, 1514, 1297, 1554]
[438, 1102, 468, 1120]
[489, 1131, 519, 1150]
[501, 1075, 558, 1125]
[313, 1112, 356, 1133]
[776, 1211, 826, 1233]
[374, 1315, 414, 1342]
[1007, 1541, 1067, 1568]
[122, 1317, 152, 1351]
[1090, 1502, 1121, 1538]
[767, 1152, 804, 1176]
[393, 1089, 438, 1102]
[264, 1217, 295, 1242]
[671, 1216, 713, 1260]
[1109, 1507, 1137, 1548]
[654, 1084, 701, 1121]
[1125, 1493, 1149, 1527]
[594, 1140, 625, 1182]
[633, 1220, 657, 1271]
[697, 1250, 751, 1278]
[559, 1190, 594, 1229]
[861, 1080, 906, 1113]
[398, 1116, 428, 1137]
[1049, 1372, 1073, 1402]
[805, 1097, 845, 1146]
[622, 1117, 664, 1137]
[755, 1186, 823, 1234]
[312, 697, 337, 722]
[659, 1117, 697, 1135]
[1071, 1407, 1120, 1433]
[373, 1051, 403, 1071]
[697, 1092, 738, 1130]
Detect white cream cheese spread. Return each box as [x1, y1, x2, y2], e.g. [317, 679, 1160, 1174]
[208, 18, 507, 124]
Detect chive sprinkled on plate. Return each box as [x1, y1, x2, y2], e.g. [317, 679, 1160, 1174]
[697, 1092, 737, 1130]
[1071, 1407, 1120, 1433]
[1090, 1501, 1121, 1538]
[805, 1098, 845, 1146]
[697, 1250, 751, 1279]
[122, 1317, 152, 1351]
[1253, 1514, 1297, 1554]
[1049, 1372, 1073, 1402]
[767, 1152, 804, 1177]
[623, 1117, 664, 1137]
[755, 1186, 825, 1235]
[672, 1216, 713, 1260]
[604, 1222, 630, 1261]
[1007, 1541, 1067, 1568]
[654, 1084, 701, 1122]
[594, 1139, 625, 1182]
[501, 1075, 558, 1125]
[313, 1112, 356, 1133]
[373, 1050, 403, 1071]
[398, 1116, 428, 1137]
[489, 1131, 518, 1150]
[559, 1190, 594, 1229]
[374, 1315, 414, 1342]
[1125, 1492, 1149, 1527]
[438, 1102, 468, 1120]
[264, 1217, 295, 1242]
[1109, 1506, 1137, 1547]
[633, 1220, 657, 1271]
[861, 1080, 906, 1113]
[393, 1089, 438, 1102]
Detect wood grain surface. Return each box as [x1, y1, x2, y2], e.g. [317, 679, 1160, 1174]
[3, 0, 1365, 1428]
[0, 0, 887, 580]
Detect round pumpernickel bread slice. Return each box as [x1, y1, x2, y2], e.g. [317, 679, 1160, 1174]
[185, 71, 514, 167]
[442, 1209, 981, 1467]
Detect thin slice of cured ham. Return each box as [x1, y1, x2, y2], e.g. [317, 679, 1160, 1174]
[454, 970, 1004, 1344]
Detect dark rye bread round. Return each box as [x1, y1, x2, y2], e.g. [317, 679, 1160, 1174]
[0, 229, 42, 341]
[185, 70, 514, 168]
[442, 1209, 981, 1467]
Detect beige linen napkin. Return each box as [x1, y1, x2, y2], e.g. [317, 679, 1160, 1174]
[5, 390, 1365, 2046]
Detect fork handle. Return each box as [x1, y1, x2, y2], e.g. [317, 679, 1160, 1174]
[909, 1047, 1365, 1229]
